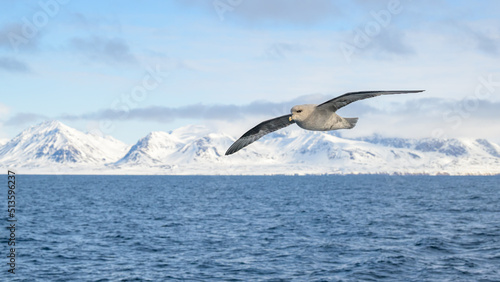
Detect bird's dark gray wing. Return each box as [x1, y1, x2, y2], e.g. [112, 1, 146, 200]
[316, 90, 424, 112]
[225, 114, 295, 155]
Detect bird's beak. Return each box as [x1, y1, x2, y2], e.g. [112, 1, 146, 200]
[289, 116, 293, 122]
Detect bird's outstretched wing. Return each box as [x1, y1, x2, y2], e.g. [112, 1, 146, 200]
[225, 114, 295, 155]
[316, 90, 424, 112]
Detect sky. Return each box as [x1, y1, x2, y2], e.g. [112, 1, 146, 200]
[1, 0, 499, 144]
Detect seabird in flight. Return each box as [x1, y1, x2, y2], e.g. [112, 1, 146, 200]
[225, 90, 424, 155]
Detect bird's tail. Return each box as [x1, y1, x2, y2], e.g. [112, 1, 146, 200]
[344, 118, 358, 129]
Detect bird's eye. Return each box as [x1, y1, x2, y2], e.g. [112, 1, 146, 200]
[297, 110, 302, 113]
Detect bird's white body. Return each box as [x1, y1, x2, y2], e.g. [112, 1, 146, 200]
[291, 104, 357, 131]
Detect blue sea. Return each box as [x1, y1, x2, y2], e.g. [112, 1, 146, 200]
[2, 175, 500, 281]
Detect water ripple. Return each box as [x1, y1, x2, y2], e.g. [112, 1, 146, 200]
[3, 175, 500, 281]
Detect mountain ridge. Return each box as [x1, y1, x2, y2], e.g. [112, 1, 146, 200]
[0, 120, 130, 167]
[0, 120, 499, 175]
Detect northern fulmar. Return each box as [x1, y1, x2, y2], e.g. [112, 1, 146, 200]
[225, 90, 424, 155]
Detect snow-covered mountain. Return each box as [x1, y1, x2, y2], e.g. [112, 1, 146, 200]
[0, 121, 499, 175]
[115, 125, 234, 167]
[0, 138, 9, 146]
[0, 121, 129, 171]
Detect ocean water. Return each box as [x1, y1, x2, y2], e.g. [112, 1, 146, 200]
[2, 175, 500, 281]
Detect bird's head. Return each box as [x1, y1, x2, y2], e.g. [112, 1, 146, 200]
[290, 104, 315, 122]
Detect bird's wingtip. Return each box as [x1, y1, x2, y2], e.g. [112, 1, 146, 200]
[225, 146, 237, 156]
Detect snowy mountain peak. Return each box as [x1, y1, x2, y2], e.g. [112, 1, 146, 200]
[169, 124, 211, 141]
[357, 136, 500, 158]
[116, 128, 235, 166]
[19, 120, 66, 136]
[26, 120, 73, 134]
[139, 131, 175, 147]
[0, 120, 129, 166]
[116, 131, 179, 166]
[37, 119, 65, 128]
[0, 138, 9, 146]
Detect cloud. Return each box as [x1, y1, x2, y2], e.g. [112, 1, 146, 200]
[261, 42, 304, 60]
[233, 0, 339, 24]
[0, 22, 40, 52]
[0, 24, 19, 49]
[466, 27, 499, 55]
[59, 101, 289, 123]
[69, 36, 137, 65]
[426, 18, 500, 56]
[0, 103, 9, 117]
[0, 56, 31, 73]
[338, 24, 415, 62]
[369, 28, 415, 56]
[176, 0, 340, 25]
[54, 94, 323, 124]
[4, 112, 48, 126]
[70, 12, 101, 29]
[54, 94, 500, 125]
[69, 12, 122, 32]
[63, 96, 500, 141]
